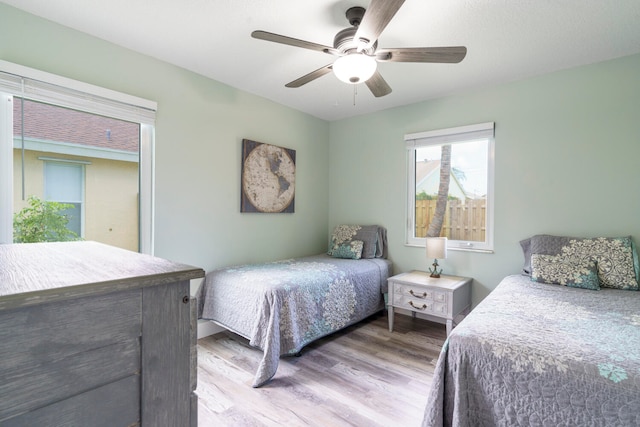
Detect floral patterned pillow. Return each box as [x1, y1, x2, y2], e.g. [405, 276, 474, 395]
[328, 225, 379, 259]
[531, 254, 600, 290]
[522, 235, 639, 290]
[328, 240, 364, 260]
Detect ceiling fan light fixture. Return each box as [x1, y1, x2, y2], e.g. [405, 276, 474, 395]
[332, 53, 377, 84]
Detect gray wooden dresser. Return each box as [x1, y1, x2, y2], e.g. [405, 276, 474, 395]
[0, 241, 205, 427]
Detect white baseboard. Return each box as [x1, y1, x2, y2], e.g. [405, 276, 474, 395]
[197, 319, 223, 339]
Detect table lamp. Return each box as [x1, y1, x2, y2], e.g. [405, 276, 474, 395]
[426, 237, 448, 278]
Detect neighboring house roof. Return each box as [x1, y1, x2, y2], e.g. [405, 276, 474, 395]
[13, 98, 139, 152]
[416, 159, 440, 183]
[415, 159, 469, 199]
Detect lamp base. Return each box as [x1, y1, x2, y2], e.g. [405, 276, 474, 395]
[429, 259, 443, 278]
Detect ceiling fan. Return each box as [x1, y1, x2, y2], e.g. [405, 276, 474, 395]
[251, 0, 467, 97]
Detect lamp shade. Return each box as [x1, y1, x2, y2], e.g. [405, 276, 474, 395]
[426, 237, 448, 260]
[332, 53, 377, 84]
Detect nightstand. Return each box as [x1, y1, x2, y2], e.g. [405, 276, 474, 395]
[387, 271, 472, 336]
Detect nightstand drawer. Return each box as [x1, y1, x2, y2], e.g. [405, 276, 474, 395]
[396, 296, 448, 315]
[432, 302, 447, 314]
[396, 295, 434, 312]
[394, 283, 447, 304]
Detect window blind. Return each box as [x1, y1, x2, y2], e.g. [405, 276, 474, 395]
[405, 122, 494, 148]
[0, 60, 156, 125]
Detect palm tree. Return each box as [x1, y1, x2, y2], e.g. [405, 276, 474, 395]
[426, 145, 451, 237]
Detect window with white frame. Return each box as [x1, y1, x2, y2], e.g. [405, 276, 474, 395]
[43, 160, 86, 236]
[0, 60, 156, 254]
[405, 122, 495, 252]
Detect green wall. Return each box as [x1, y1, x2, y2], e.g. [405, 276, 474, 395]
[3, 3, 639, 306]
[329, 53, 640, 304]
[0, 3, 331, 283]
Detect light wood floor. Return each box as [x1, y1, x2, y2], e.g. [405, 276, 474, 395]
[196, 312, 446, 427]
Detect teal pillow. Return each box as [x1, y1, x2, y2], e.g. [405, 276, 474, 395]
[531, 254, 600, 290]
[329, 240, 364, 260]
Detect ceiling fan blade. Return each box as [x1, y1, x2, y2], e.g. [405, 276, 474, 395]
[365, 70, 392, 97]
[355, 0, 406, 48]
[285, 64, 334, 88]
[251, 30, 338, 55]
[376, 46, 467, 63]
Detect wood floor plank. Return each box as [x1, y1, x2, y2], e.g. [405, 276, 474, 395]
[197, 312, 445, 426]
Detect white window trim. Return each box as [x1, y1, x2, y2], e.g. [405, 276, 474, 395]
[139, 124, 155, 255]
[404, 122, 495, 252]
[38, 156, 92, 165]
[0, 93, 13, 243]
[0, 61, 156, 254]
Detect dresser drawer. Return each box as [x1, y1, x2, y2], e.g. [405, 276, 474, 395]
[393, 283, 447, 304]
[0, 289, 142, 422]
[2, 375, 140, 427]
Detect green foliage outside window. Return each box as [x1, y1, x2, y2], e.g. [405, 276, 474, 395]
[416, 191, 459, 201]
[13, 195, 80, 243]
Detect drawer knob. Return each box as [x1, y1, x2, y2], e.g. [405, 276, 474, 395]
[409, 301, 427, 310]
[182, 295, 190, 304]
[409, 290, 427, 298]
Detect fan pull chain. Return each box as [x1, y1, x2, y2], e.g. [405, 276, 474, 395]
[353, 85, 357, 106]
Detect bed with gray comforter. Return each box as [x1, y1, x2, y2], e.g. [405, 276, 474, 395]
[197, 225, 391, 387]
[422, 273, 640, 427]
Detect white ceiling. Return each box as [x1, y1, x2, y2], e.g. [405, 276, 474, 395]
[4, 0, 640, 121]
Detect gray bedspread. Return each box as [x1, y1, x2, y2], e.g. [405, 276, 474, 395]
[197, 254, 391, 387]
[423, 274, 640, 427]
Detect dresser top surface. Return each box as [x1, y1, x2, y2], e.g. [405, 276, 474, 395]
[0, 241, 204, 310]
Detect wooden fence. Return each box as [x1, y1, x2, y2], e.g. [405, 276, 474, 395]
[415, 199, 486, 241]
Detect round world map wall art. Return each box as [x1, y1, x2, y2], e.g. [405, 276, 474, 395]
[241, 139, 296, 213]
